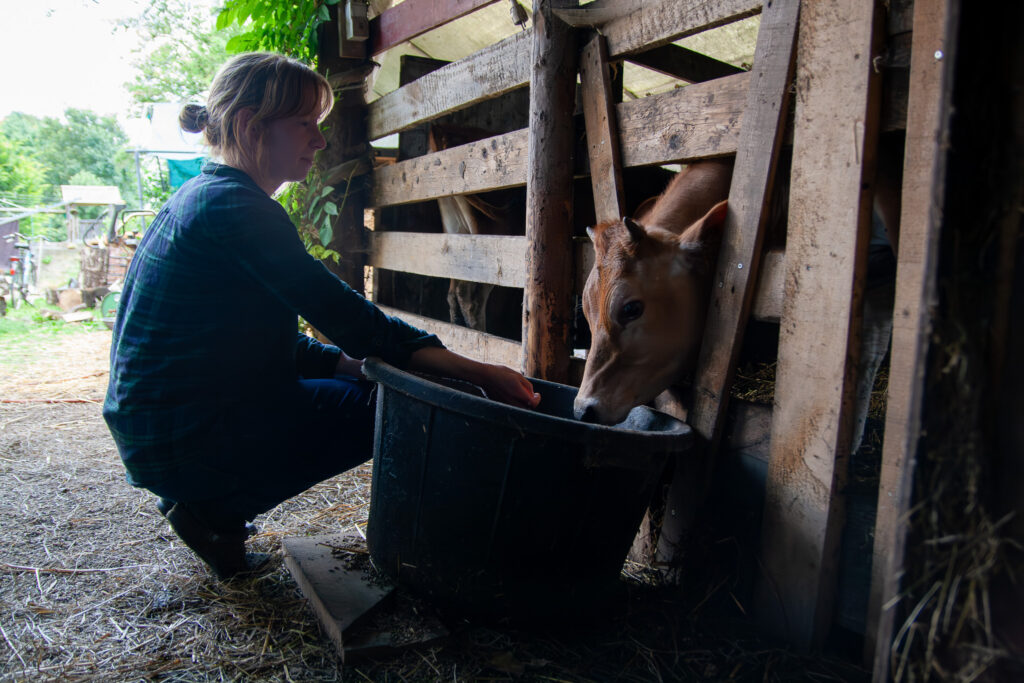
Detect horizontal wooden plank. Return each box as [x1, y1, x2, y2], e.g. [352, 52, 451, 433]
[371, 73, 750, 208]
[367, 30, 531, 140]
[617, 71, 749, 167]
[376, 304, 523, 369]
[367, 232, 526, 288]
[371, 129, 529, 206]
[370, 0, 501, 56]
[603, 0, 761, 59]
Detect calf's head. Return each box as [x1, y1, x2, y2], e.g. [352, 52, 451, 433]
[574, 200, 728, 425]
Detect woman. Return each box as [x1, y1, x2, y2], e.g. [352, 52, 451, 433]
[103, 53, 539, 580]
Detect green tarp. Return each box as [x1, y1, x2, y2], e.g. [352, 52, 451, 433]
[166, 157, 205, 189]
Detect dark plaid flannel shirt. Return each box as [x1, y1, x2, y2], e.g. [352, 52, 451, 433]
[103, 162, 442, 456]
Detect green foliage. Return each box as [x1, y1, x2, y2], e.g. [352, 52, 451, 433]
[118, 0, 240, 112]
[0, 133, 47, 206]
[217, 0, 340, 62]
[0, 109, 136, 205]
[0, 110, 137, 239]
[278, 165, 341, 264]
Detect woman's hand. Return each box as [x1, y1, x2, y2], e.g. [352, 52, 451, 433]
[408, 347, 540, 409]
[472, 362, 541, 408]
[334, 350, 365, 378]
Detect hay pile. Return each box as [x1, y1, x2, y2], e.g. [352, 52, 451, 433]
[1, 329, 868, 681]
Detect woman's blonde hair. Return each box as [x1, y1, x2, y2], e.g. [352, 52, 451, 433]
[180, 52, 333, 163]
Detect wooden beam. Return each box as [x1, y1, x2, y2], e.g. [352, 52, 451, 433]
[655, 0, 799, 567]
[626, 44, 746, 84]
[371, 129, 529, 206]
[580, 33, 626, 224]
[602, 0, 761, 59]
[617, 72, 749, 167]
[376, 304, 523, 368]
[369, 0, 502, 56]
[754, 0, 884, 649]
[522, 0, 578, 382]
[865, 0, 958, 676]
[367, 30, 531, 140]
[367, 232, 526, 288]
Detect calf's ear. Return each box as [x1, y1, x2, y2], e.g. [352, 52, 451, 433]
[674, 200, 728, 272]
[678, 200, 728, 248]
[624, 216, 646, 244]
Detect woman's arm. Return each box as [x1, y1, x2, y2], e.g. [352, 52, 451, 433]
[407, 347, 540, 409]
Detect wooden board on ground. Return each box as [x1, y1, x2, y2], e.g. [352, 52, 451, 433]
[754, 0, 883, 649]
[281, 533, 394, 659]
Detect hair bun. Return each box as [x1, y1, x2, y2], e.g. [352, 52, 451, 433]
[179, 103, 209, 133]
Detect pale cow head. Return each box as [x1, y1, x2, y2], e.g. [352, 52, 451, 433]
[574, 200, 728, 425]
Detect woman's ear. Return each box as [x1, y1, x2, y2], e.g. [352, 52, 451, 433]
[235, 108, 260, 146]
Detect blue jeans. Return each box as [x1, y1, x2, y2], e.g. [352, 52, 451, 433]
[138, 375, 376, 529]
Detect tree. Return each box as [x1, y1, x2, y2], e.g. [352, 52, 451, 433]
[0, 133, 48, 208]
[1, 110, 137, 237]
[118, 0, 240, 110]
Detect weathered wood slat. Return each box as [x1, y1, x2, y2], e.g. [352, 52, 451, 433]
[754, 0, 884, 649]
[866, 0, 958, 677]
[370, 73, 750, 208]
[367, 232, 526, 288]
[617, 72, 749, 168]
[367, 30, 531, 140]
[626, 44, 747, 84]
[655, 0, 799, 567]
[376, 304, 523, 369]
[580, 34, 626, 224]
[371, 129, 529, 206]
[369, 0, 502, 57]
[522, 0, 578, 382]
[602, 0, 761, 59]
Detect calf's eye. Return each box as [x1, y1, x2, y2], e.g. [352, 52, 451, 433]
[618, 300, 644, 326]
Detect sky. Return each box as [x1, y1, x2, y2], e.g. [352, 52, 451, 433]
[0, 0, 154, 121]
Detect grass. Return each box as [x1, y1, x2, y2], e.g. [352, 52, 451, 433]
[0, 297, 109, 366]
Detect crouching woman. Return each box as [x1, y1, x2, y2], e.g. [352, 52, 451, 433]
[103, 52, 539, 579]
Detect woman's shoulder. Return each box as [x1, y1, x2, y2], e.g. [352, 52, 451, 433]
[172, 164, 280, 220]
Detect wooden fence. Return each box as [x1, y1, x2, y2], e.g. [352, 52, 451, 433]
[315, 0, 966, 678]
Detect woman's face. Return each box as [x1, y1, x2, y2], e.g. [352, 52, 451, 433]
[259, 110, 327, 190]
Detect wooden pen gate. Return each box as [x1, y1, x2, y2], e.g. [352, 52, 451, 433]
[315, 0, 1022, 678]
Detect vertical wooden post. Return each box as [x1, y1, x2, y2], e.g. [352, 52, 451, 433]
[754, 0, 884, 649]
[523, 0, 578, 381]
[654, 0, 800, 567]
[864, 0, 958, 676]
[318, 3, 369, 295]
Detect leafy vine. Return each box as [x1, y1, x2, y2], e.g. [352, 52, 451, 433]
[216, 0, 340, 63]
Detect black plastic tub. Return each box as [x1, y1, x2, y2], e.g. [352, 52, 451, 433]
[363, 357, 693, 619]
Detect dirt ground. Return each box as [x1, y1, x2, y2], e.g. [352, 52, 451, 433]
[0, 329, 866, 682]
